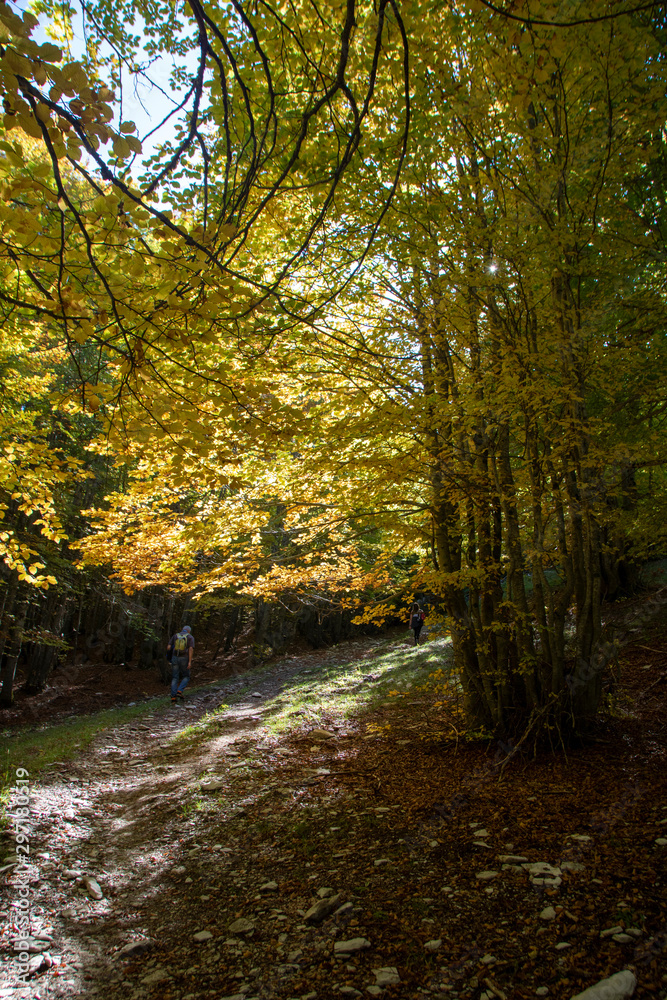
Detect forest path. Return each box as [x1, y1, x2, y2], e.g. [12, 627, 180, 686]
[2, 629, 422, 997]
[2, 615, 667, 1000]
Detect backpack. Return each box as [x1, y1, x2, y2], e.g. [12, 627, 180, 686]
[173, 631, 189, 654]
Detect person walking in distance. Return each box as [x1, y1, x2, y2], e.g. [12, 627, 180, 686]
[167, 624, 194, 704]
[409, 603, 425, 646]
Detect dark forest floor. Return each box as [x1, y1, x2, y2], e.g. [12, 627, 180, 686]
[1, 596, 666, 1000]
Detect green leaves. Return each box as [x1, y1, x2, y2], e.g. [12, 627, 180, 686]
[38, 42, 62, 61]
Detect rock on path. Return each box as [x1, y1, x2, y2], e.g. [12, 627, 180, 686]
[570, 970, 636, 1000]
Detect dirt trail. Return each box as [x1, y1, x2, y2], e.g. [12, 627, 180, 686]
[0, 633, 404, 999]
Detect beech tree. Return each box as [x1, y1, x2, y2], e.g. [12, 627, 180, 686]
[85, 0, 666, 740]
[3, 0, 667, 737]
[0, 0, 409, 364]
[0, 0, 411, 701]
[0, 319, 105, 702]
[307, 0, 667, 736]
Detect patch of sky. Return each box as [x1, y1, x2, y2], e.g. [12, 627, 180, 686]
[18, 0, 203, 164]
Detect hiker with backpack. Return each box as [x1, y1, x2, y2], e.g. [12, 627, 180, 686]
[409, 603, 426, 645]
[167, 625, 194, 704]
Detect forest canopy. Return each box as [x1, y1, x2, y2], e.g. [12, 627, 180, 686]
[0, 0, 665, 739]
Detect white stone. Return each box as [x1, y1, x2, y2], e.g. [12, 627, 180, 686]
[373, 858, 391, 867]
[310, 728, 336, 739]
[498, 855, 528, 863]
[540, 906, 556, 921]
[424, 939, 442, 951]
[373, 966, 400, 985]
[561, 861, 586, 873]
[260, 881, 278, 891]
[556, 942, 571, 950]
[201, 779, 226, 792]
[317, 887, 334, 898]
[141, 968, 170, 985]
[474, 829, 490, 838]
[305, 892, 343, 924]
[334, 937, 371, 954]
[569, 969, 636, 1000]
[568, 834, 592, 842]
[82, 876, 103, 900]
[366, 989, 383, 998]
[26, 953, 52, 975]
[228, 918, 255, 934]
[655, 838, 667, 846]
[612, 934, 633, 944]
[193, 930, 213, 942]
[523, 862, 561, 877]
[600, 925, 624, 938]
[481, 953, 496, 964]
[475, 871, 499, 881]
[536, 989, 549, 997]
[119, 939, 152, 956]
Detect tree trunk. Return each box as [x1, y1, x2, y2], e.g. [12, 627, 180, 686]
[24, 589, 68, 692]
[223, 605, 243, 653]
[0, 572, 19, 665]
[0, 597, 29, 706]
[249, 599, 270, 666]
